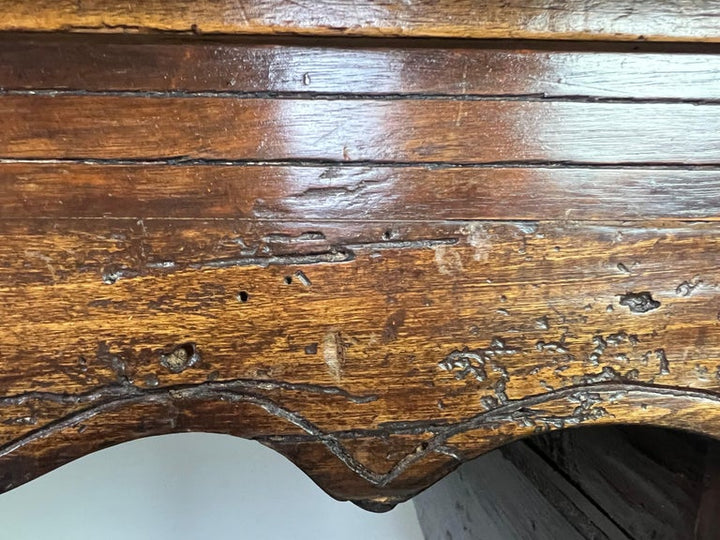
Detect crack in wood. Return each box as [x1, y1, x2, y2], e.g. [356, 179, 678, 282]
[262, 231, 326, 243]
[3, 88, 720, 106]
[5, 157, 720, 170]
[188, 249, 354, 269]
[100, 238, 457, 283]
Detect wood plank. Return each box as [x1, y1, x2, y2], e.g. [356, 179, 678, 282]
[1, 163, 719, 221]
[4, 28, 720, 511]
[1, 0, 720, 42]
[414, 442, 629, 539]
[530, 427, 720, 539]
[5, 217, 720, 507]
[2, 34, 720, 100]
[3, 96, 720, 163]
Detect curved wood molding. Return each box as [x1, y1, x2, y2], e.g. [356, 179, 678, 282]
[2, 33, 720, 511]
[1, 0, 720, 42]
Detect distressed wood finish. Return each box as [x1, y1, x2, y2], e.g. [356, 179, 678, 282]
[2, 0, 720, 42]
[2, 28, 720, 512]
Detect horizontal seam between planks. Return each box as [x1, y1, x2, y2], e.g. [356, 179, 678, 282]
[6, 34, 720, 53]
[2, 89, 720, 105]
[2, 158, 720, 170]
[6, 25, 720, 45]
[0, 218, 719, 224]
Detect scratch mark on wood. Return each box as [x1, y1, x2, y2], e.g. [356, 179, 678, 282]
[657, 349, 670, 375]
[323, 331, 345, 380]
[191, 249, 353, 270]
[263, 231, 326, 243]
[101, 238, 457, 283]
[346, 238, 457, 252]
[294, 270, 312, 287]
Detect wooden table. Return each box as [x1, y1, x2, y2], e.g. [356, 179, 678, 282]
[1, 0, 720, 521]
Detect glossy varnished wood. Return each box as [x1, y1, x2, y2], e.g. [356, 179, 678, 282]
[1, 164, 720, 221]
[2, 30, 720, 511]
[2, 1, 720, 42]
[3, 35, 720, 100]
[4, 97, 720, 163]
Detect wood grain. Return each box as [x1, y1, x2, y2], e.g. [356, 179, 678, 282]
[4, 217, 720, 507]
[3, 34, 720, 100]
[3, 96, 720, 163]
[1, 0, 720, 42]
[3, 30, 720, 511]
[1, 163, 719, 221]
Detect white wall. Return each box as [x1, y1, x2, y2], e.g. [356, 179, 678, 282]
[0, 433, 423, 540]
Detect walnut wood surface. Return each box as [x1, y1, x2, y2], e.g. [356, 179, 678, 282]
[3, 163, 720, 221]
[2, 32, 720, 511]
[2, 1, 720, 42]
[4, 34, 720, 99]
[5, 96, 720, 163]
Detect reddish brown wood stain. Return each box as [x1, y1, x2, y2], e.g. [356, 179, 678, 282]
[1, 14, 720, 511]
